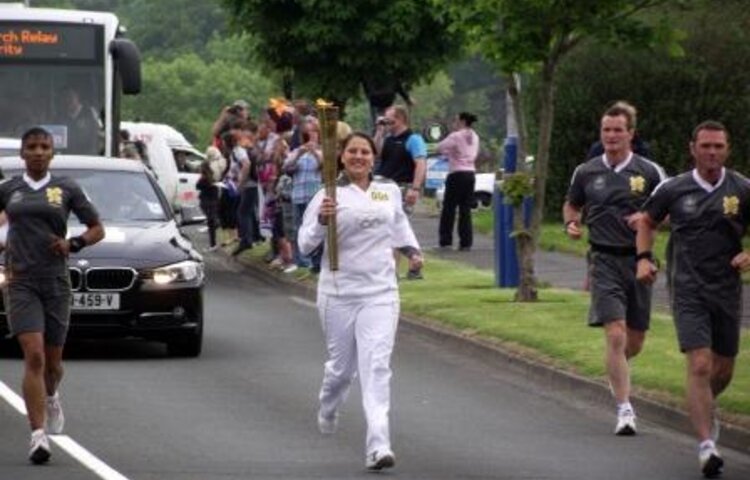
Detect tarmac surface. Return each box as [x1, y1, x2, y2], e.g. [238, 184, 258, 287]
[413, 204, 750, 328]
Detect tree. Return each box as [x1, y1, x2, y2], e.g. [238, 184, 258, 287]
[544, 0, 750, 215]
[116, 0, 230, 60]
[221, 0, 462, 117]
[440, 0, 683, 301]
[122, 53, 275, 146]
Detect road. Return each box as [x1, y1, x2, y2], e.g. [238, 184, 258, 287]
[1, 250, 749, 479]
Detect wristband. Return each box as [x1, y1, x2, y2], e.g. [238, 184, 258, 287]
[635, 251, 653, 262]
[68, 236, 86, 253]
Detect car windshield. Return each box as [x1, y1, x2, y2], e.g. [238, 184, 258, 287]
[4, 168, 168, 222]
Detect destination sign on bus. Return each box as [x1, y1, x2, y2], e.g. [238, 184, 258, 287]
[0, 22, 101, 62]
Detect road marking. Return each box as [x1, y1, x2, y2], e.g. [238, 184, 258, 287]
[0, 380, 131, 480]
[51, 436, 130, 480]
[0, 379, 25, 413]
[290, 296, 316, 309]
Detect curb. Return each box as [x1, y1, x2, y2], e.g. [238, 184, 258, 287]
[232, 253, 750, 455]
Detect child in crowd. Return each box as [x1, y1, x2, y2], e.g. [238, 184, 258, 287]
[196, 161, 220, 252]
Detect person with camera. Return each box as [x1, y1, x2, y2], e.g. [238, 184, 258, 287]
[373, 105, 427, 279]
[211, 99, 251, 149]
[1, 127, 104, 464]
[437, 112, 480, 251]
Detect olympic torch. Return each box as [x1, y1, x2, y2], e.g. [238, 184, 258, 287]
[316, 99, 339, 271]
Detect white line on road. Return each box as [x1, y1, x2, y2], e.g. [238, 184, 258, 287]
[0, 379, 131, 480]
[0, 379, 26, 414]
[290, 296, 316, 309]
[51, 436, 130, 480]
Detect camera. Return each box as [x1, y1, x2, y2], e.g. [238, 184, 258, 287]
[376, 116, 390, 126]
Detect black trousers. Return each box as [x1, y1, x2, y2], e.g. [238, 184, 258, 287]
[439, 171, 475, 248]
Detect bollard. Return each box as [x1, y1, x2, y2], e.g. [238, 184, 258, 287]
[495, 136, 519, 287]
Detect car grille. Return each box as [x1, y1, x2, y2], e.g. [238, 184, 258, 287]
[85, 268, 137, 291]
[69, 268, 82, 291]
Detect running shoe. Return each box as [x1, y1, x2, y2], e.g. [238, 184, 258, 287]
[699, 444, 724, 478]
[614, 408, 637, 436]
[406, 268, 423, 280]
[46, 393, 65, 435]
[29, 430, 51, 465]
[365, 449, 395, 471]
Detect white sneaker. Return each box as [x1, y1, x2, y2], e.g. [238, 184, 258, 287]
[46, 393, 65, 435]
[699, 444, 724, 478]
[269, 258, 284, 269]
[365, 449, 395, 471]
[614, 409, 637, 436]
[29, 429, 51, 464]
[203, 245, 219, 253]
[283, 264, 298, 274]
[317, 410, 338, 435]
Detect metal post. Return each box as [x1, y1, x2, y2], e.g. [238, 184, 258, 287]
[495, 88, 520, 287]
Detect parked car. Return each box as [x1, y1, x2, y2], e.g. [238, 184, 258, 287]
[435, 172, 496, 210]
[121, 122, 205, 224]
[0, 156, 205, 357]
[0, 137, 20, 157]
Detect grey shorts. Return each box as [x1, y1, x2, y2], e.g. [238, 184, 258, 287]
[672, 290, 741, 357]
[4, 275, 71, 346]
[589, 251, 651, 331]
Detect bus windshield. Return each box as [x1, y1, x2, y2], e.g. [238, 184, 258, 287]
[0, 21, 105, 155]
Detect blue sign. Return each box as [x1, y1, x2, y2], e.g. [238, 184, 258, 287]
[425, 155, 449, 190]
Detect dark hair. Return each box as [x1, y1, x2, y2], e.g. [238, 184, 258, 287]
[691, 120, 729, 143]
[458, 112, 478, 126]
[200, 160, 213, 177]
[341, 132, 378, 156]
[221, 130, 236, 150]
[21, 126, 53, 146]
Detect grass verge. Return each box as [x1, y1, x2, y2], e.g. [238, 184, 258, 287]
[397, 255, 750, 420]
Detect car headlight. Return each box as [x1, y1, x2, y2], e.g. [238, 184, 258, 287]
[151, 260, 204, 285]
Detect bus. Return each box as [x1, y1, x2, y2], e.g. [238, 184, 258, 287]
[0, 4, 140, 156]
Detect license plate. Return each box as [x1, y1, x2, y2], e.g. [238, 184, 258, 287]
[71, 293, 120, 310]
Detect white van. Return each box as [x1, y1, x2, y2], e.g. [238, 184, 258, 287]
[0, 137, 20, 157]
[121, 122, 205, 223]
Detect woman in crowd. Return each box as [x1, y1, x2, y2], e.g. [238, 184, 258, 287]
[298, 132, 423, 471]
[218, 130, 240, 247]
[437, 112, 480, 251]
[284, 118, 322, 270]
[0, 127, 104, 464]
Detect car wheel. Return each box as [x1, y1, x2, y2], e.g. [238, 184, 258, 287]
[474, 192, 492, 208]
[167, 316, 203, 358]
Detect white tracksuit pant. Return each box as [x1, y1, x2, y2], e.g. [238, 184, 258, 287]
[317, 292, 399, 456]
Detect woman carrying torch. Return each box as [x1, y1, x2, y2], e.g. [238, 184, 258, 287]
[298, 132, 423, 471]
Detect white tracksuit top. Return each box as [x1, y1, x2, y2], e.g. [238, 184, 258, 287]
[298, 177, 420, 299]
